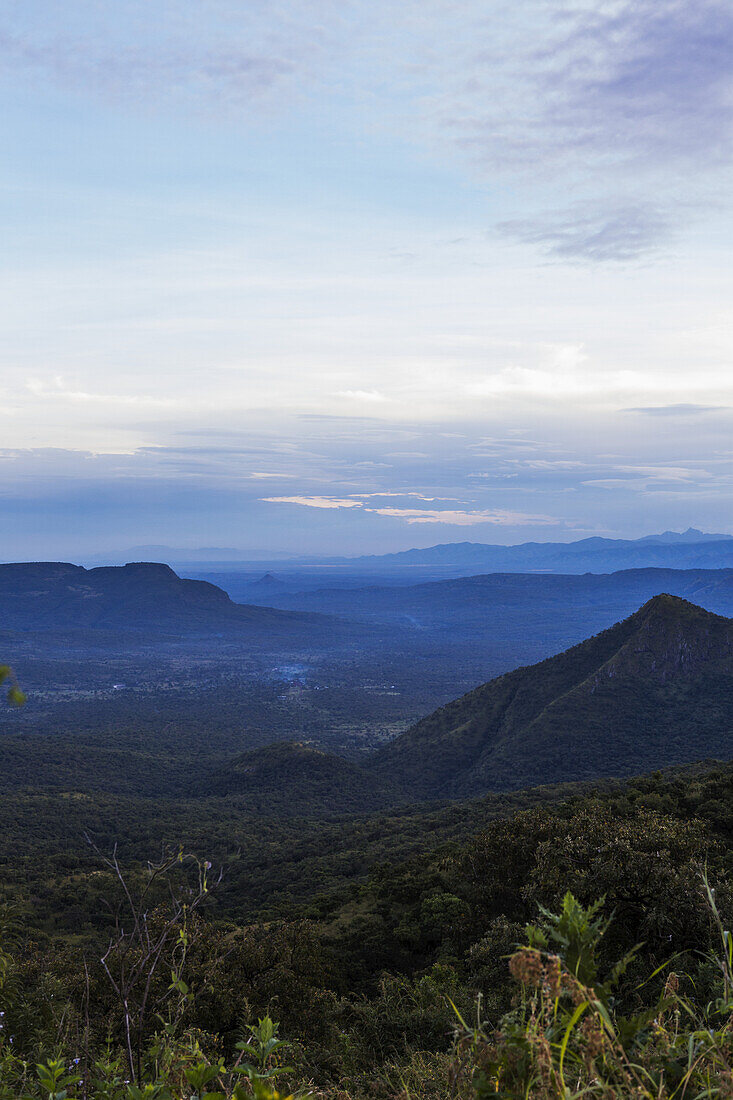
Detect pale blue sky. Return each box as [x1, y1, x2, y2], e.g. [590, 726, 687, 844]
[1, 1, 732, 558]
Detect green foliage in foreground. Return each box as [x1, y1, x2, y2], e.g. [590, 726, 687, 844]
[0, 884, 731, 1098]
[0, 770, 732, 1099]
[1, 763, 733, 1097]
[452, 884, 733, 1098]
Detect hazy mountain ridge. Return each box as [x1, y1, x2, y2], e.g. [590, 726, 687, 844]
[88, 529, 733, 574]
[637, 528, 733, 544]
[344, 530, 733, 574]
[248, 566, 733, 619]
[239, 568, 733, 680]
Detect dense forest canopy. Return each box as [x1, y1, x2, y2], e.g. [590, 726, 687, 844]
[0, 761, 732, 1096]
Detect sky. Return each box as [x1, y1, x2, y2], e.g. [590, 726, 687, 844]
[2, 0, 733, 560]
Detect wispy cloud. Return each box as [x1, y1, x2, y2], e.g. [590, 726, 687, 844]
[497, 203, 670, 262]
[0, 4, 311, 110]
[544, 0, 733, 169]
[26, 378, 179, 408]
[433, 0, 733, 258]
[261, 495, 363, 510]
[336, 390, 390, 403]
[368, 506, 559, 526]
[262, 487, 559, 526]
[624, 404, 732, 416]
[447, 0, 733, 173]
[356, 492, 449, 501]
[582, 463, 715, 493]
[0, 33, 295, 103]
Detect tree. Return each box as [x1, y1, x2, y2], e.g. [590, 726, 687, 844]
[0, 664, 25, 706]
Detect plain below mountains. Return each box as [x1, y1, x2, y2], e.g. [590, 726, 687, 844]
[369, 594, 733, 799]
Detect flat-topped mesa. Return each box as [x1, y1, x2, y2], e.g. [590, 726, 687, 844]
[118, 561, 179, 576]
[0, 561, 82, 582]
[0, 559, 329, 635]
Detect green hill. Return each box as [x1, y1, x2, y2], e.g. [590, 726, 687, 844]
[203, 740, 400, 814]
[370, 594, 733, 798]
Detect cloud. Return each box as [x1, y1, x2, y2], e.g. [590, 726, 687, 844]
[612, 465, 711, 481]
[497, 204, 670, 262]
[263, 487, 560, 526]
[261, 495, 363, 510]
[582, 463, 714, 492]
[0, 6, 304, 109]
[26, 378, 179, 408]
[367, 506, 558, 526]
[356, 492, 449, 501]
[504, 459, 587, 471]
[384, 452, 429, 459]
[546, 0, 733, 168]
[624, 403, 732, 416]
[449, 0, 733, 173]
[430, 0, 733, 259]
[336, 390, 389, 403]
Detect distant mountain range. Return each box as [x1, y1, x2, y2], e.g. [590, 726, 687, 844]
[86, 545, 289, 565]
[346, 529, 733, 574]
[370, 594, 733, 798]
[636, 529, 733, 544]
[88, 529, 733, 575]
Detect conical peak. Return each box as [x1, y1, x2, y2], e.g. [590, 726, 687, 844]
[631, 592, 725, 627]
[633, 594, 695, 620]
[605, 594, 732, 683]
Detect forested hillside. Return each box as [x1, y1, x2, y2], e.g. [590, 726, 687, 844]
[372, 594, 733, 796]
[1, 762, 732, 1097]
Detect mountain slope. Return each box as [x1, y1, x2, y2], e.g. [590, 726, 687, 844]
[370, 595, 733, 798]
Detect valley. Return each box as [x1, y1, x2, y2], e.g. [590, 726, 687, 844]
[2, 547, 732, 1098]
[9, 8, 733, 1089]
